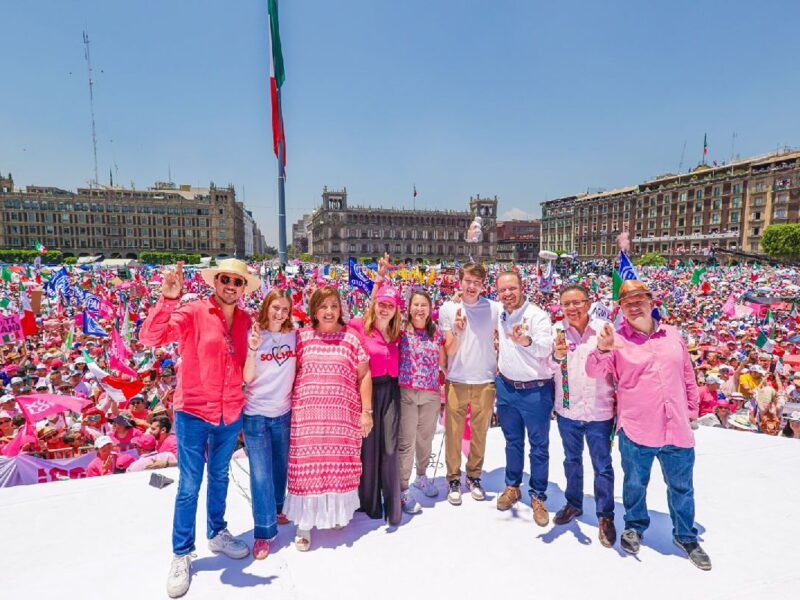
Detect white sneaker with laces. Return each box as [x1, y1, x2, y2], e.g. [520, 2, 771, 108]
[447, 479, 462, 506]
[401, 489, 422, 514]
[208, 528, 249, 559]
[467, 477, 486, 501]
[412, 475, 439, 498]
[166, 553, 195, 598]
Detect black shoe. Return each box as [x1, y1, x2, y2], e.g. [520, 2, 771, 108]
[620, 529, 641, 555]
[673, 539, 712, 571]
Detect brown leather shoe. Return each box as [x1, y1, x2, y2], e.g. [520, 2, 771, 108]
[553, 503, 583, 525]
[598, 517, 617, 548]
[531, 497, 549, 527]
[496, 485, 521, 511]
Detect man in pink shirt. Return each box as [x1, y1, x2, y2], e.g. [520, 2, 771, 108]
[551, 284, 616, 548]
[150, 414, 178, 456]
[698, 375, 722, 417]
[140, 259, 258, 598]
[587, 280, 711, 571]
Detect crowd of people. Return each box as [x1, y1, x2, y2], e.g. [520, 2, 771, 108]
[2, 253, 800, 597]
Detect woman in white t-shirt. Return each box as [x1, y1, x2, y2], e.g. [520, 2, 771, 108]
[243, 288, 297, 560]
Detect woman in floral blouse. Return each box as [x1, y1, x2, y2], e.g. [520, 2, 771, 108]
[397, 289, 447, 514]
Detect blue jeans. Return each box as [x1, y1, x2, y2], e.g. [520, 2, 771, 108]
[556, 415, 615, 518]
[243, 411, 291, 540]
[172, 410, 243, 555]
[495, 376, 554, 500]
[618, 429, 698, 544]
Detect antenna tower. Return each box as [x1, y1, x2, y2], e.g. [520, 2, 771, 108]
[83, 31, 99, 186]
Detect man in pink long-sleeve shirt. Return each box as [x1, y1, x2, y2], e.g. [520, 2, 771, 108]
[586, 280, 711, 571]
[140, 259, 259, 598]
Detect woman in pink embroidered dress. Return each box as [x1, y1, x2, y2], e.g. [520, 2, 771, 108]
[284, 286, 373, 551]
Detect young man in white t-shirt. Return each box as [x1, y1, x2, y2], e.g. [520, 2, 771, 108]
[438, 263, 500, 505]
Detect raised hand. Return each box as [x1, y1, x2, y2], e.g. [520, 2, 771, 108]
[554, 329, 568, 359]
[161, 261, 184, 299]
[508, 322, 530, 346]
[377, 252, 391, 278]
[248, 322, 262, 351]
[597, 322, 615, 351]
[453, 307, 467, 334]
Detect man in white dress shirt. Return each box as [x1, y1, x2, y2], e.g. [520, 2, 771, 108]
[494, 271, 555, 527]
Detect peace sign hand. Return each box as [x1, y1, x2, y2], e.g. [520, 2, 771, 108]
[377, 252, 391, 279]
[453, 307, 467, 333]
[162, 261, 184, 300]
[508, 323, 530, 346]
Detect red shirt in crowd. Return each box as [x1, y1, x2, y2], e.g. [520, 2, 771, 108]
[139, 295, 249, 425]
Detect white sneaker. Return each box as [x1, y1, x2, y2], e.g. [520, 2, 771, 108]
[208, 528, 249, 559]
[166, 553, 195, 598]
[467, 477, 486, 501]
[412, 475, 439, 498]
[447, 480, 462, 506]
[401, 489, 422, 514]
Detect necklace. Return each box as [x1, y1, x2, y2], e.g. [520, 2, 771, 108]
[266, 329, 283, 345]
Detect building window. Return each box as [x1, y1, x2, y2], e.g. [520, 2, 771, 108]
[693, 215, 702, 226]
[731, 197, 741, 209]
[730, 211, 739, 222]
[694, 201, 703, 212]
[713, 186, 721, 197]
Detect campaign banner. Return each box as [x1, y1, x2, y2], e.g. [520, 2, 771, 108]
[0, 314, 23, 344]
[589, 301, 612, 322]
[0, 450, 139, 487]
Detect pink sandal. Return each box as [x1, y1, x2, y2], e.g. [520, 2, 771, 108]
[252, 538, 270, 560]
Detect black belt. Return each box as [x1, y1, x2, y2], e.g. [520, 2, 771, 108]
[499, 373, 552, 390]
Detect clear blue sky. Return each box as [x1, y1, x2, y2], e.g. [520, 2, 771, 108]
[2, 0, 799, 246]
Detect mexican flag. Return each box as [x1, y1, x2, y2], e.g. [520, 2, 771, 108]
[34, 241, 47, 254]
[268, 0, 286, 166]
[612, 269, 623, 301]
[755, 332, 774, 354]
[18, 285, 38, 337]
[83, 349, 144, 407]
[690, 266, 706, 286]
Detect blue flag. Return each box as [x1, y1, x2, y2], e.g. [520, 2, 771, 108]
[348, 257, 374, 295]
[83, 310, 108, 337]
[618, 251, 639, 281]
[45, 266, 71, 301]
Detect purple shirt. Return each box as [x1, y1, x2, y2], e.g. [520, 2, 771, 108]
[586, 320, 699, 448]
[550, 319, 615, 422]
[399, 327, 444, 392]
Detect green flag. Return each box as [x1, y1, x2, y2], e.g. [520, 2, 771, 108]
[1, 266, 12, 282]
[690, 267, 706, 286]
[612, 269, 623, 301]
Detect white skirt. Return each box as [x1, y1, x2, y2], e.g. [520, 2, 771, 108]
[283, 489, 361, 531]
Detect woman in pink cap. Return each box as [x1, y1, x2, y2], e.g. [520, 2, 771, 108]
[348, 278, 403, 526]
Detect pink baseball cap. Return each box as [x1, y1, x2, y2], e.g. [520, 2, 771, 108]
[375, 285, 402, 307]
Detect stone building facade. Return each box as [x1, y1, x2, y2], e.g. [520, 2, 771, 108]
[496, 219, 541, 263]
[0, 175, 267, 258]
[540, 150, 800, 260]
[307, 188, 497, 263]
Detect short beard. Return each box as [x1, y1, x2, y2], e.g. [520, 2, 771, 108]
[214, 292, 238, 306]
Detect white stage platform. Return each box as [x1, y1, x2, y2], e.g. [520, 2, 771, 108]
[4, 426, 799, 600]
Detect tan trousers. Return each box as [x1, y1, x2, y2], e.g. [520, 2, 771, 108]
[398, 387, 441, 490]
[445, 380, 496, 481]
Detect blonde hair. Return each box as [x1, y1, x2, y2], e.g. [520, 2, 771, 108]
[257, 289, 294, 333]
[364, 296, 402, 341]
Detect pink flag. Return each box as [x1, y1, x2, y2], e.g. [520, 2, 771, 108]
[1, 422, 36, 457]
[721, 292, 736, 318]
[110, 328, 139, 380]
[16, 394, 93, 422]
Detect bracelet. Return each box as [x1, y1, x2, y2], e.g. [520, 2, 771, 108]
[362, 409, 373, 415]
[452, 331, 460, 338]
[248, 346, 259, 352]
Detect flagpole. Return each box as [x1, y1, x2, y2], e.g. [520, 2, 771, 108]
[277, 88, 287, 265]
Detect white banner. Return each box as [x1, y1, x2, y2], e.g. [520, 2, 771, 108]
[0, 451, 138, 488]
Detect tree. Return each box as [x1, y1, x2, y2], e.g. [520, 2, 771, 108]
[762, 224, 800, 259]
[634, 251, 667, 267]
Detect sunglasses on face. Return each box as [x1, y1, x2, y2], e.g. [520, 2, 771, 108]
[86, 415, 102, 422]
[217, 275, 245, 288]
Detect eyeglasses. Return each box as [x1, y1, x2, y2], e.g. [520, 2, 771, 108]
[217, 274, 245, 288]
[0, 419, 11, 425]
[561, 300, 588, 308]
[130, 400, 144, 405]
[86, 414, 102, 422]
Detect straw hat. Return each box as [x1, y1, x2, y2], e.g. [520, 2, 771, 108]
[200, 258, 261, 294]
[618, 280, 653, 303]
